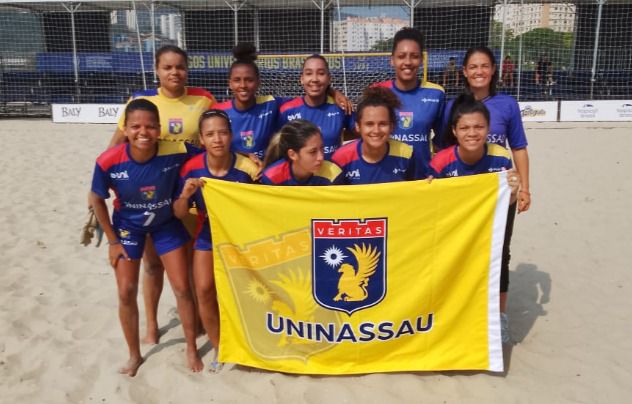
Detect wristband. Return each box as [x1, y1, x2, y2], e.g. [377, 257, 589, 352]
[108, 239, 120, 245]
[519, 190, 531, 196]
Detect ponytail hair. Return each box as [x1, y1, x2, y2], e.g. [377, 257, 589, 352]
[230, 42, 260, 78]
[442, 94, 490, 146]
[356, 86, 401, 125]
[263, 119, 321, 167]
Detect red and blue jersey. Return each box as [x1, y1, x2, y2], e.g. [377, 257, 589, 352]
[178, 152, 259, 249]
[371, 80, 445, 167]
[117, 87, 216, 145]
[216, 95, 285, 159]
[440, 94, 528, 150]
[261, 159, 343, 186]
[331, 139, 426, 185]
[429, 143, 513, 178]
[91, 141, 201, 231]
[278, 96, 352, 158]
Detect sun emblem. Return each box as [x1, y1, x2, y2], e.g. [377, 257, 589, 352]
[320, 246, 347, 268]
[245, 278, 272, 304]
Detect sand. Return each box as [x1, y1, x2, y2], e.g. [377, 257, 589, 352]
[0, 119, 630, 403]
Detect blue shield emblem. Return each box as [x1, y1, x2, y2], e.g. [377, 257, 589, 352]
[240, 130, 254, 149]
[312, 218, 387, 315]
[398, 111, 413, 129]
[168, 118, 183, 134]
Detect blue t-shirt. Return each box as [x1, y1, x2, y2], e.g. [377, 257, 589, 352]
[91, 141, 200, 231]
[440, 94, 528, 150]
[429, 143, 513, 178]
[371, 80, 445, 168]
[261, 159, 343, 186]
[278, 96, 352, 158]
[216, 95, 286, 159]
[178, 152, 259, 244]
[331, 139, 425, 185]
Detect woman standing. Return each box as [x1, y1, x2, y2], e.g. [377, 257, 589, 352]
[278, 54, 353, 159]
[371, 27, 445, 172]
[174, 109, 259, 371]
[108, 45, 214, 345]
[217, 44, 352, 160]
[441, 46, 532, 342]
[91, 99, 203, 375]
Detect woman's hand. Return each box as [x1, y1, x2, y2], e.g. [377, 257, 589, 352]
[179, 178, 203, 200]
[333, 90, 353, 115]
[108, 242, 130, 268]
[518, 189, 531, 213]
[248, 153, 264, 181]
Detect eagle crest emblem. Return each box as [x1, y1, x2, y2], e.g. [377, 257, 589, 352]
[312, 218, 387, 315]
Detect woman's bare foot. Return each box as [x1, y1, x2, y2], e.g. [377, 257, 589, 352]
[141, 327, 159, 345]
[118, 356, 144, 377]
[187, 347, 203, 372]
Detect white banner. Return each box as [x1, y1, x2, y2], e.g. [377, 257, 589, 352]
[560, 100, 632, 122]
[518, 101, 558, 122]
[52, 104, 124, 123]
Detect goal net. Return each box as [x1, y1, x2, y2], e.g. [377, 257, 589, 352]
[0, 0, 631, 115]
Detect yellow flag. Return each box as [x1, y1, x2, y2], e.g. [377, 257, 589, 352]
[202, 172, 510, 374]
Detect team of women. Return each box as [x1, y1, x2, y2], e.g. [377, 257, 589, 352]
[89, 27, 531, 376]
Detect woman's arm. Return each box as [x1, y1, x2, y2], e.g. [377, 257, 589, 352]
[88, 191, 129, 267]
[512, 147, 530, 212]
[173, 178, 202, 219]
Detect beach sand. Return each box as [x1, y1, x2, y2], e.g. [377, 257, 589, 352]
[0, 119, 630, 403]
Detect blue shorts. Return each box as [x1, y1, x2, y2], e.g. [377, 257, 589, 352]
[193, 214, 213, 251]
[113, 216, 190, 259]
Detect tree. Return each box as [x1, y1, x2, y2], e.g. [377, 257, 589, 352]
[371, 37, 393, 52]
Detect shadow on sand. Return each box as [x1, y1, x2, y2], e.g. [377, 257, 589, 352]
[503, 263, 551, 372]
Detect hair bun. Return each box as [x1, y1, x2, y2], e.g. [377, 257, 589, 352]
[232, 43, 257, 62]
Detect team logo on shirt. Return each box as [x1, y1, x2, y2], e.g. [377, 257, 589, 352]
[398, 112, 413, 129]
[168, 118, 183, 135]
[312, 218, 387, 315]
[140, 185, 156, 200]
[240, 130, 254, 149]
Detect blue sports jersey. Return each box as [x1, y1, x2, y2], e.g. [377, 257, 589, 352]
[91, 141, 200, 232]
[216, 95, 285, 159]
[429, 143, 513, 178]
[278, 96, 352, 158]
[331, 139, 425, 185]
[178, 152, 259, 249]
[371, 80, 445, 167]
[440, 94, 528, 150]
[261, 159, 342, 186]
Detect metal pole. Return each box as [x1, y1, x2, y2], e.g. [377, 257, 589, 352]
[499, 0, 508, 81]
[334, 0, 347, 95]
[150, 1, 156, 84]
[254, 8, 260, 50]
[132, 1, 147, 90]
[320, 0, 325, 53]
[517, 0, 524, 100]
[590, 0, 605, 99]
[63, 3, 82, 101]
[402, 0, 420, 27]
